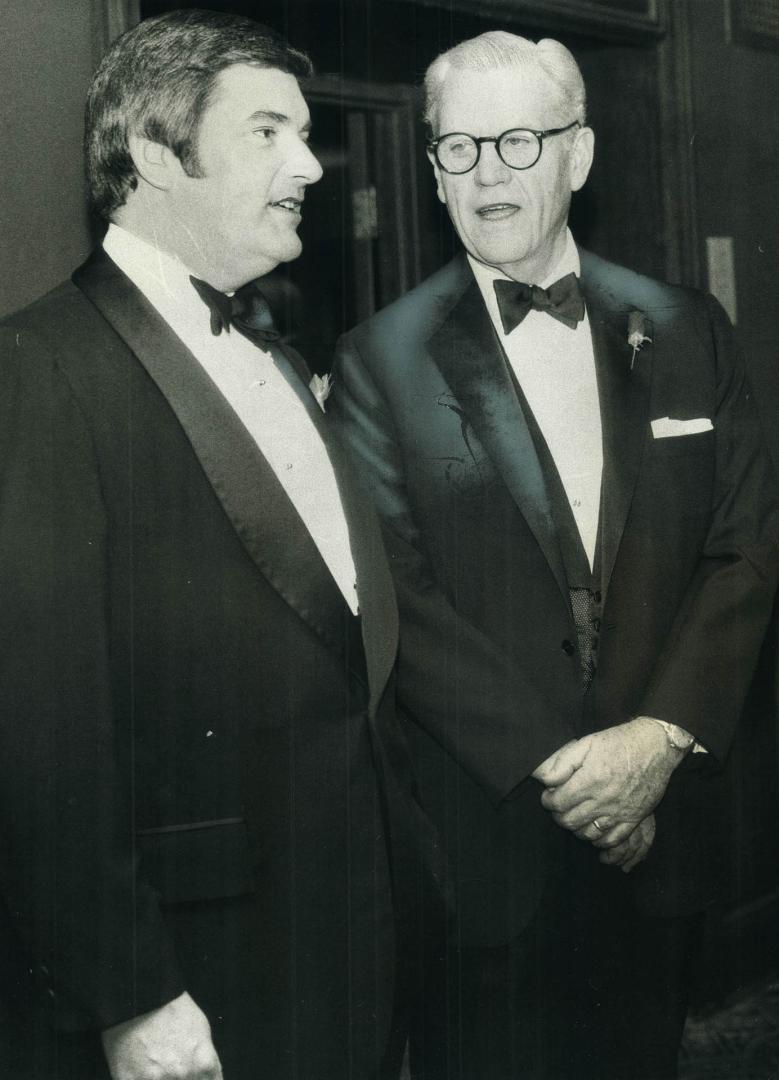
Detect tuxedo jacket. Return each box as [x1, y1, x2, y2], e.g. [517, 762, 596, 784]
[0, 250, 429, 1079]
[331, 248, 779, 946]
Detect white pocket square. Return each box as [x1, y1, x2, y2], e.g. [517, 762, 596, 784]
[651, 416, 713, 439]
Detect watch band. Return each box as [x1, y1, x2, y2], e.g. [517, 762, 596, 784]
[645, 716, 695, 752]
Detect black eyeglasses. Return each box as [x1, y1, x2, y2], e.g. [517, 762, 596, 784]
[428, 121, 580, 174]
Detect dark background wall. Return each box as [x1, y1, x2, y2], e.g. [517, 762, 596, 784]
[0, 0, 94, 317]
[686, 0, 779, 463]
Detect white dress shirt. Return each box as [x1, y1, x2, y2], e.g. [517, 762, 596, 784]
[103, 224, 359, 614]
[469, 229, 602, 569]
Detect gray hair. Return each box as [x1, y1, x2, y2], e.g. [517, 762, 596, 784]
[423, 31, 587, 135]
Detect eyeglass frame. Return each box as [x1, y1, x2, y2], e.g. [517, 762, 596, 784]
[427, 120, 581, 174]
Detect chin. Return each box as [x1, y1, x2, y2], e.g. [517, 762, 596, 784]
[277, 241, 303, 266]
[494, 249, 528, 267]
[472, 247, 527, 271]
[468, 235, 529, 268]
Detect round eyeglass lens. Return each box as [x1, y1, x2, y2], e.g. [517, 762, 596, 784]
[498, 130, 542, 169]
[436, 134, 479, 173]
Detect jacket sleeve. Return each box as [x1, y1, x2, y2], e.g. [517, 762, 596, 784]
[331, 334, 578, 804]
[0, 326, 185, 1031]
[639, 295, 779, 758]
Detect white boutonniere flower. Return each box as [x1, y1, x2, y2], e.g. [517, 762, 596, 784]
[309, 372, 333, 412]
[628, 311, 652, 370]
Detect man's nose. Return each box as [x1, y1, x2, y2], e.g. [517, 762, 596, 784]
[293, 138, 323, 185]
[473, 141, 511, 186]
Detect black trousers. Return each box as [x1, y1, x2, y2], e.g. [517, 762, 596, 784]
[406, 840, 703, 1080]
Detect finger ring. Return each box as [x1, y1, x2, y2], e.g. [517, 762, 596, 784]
[592, 819, 604, 832]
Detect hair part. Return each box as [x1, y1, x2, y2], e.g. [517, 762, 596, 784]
[423, 31, 587, 135]
[85, 9, 313, 220]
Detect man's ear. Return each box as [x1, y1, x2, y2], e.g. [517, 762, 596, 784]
[426, 147, 447, 206]
[127, 134, 182, 192]
[569, 126, 595, 193]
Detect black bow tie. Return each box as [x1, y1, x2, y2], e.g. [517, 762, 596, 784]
[190, 275, 280, 345]
[493, 272, 584, 334]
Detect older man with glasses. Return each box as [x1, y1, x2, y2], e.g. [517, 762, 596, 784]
[331, 30, 779, 1080]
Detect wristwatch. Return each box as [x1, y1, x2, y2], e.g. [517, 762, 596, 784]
[645, 717, 695, 753]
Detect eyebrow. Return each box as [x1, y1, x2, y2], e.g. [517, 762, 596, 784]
[247, 110, 312, 134]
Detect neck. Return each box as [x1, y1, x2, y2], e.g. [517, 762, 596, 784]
[483, 226, 569, 285]
[113, 196, 238, 291]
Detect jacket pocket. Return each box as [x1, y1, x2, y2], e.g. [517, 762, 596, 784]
[648, 429, 714, 457]
[136, 818, 255, 905]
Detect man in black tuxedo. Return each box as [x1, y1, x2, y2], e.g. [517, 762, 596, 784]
[0, 11, 430, 1080]
[331, 30, 779, 1080]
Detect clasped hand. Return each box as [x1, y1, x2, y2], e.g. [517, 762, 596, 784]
[102, 992, 223, 1080]
[532, 718, 681, 870]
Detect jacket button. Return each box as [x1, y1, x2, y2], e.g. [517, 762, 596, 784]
[561, 639, 576, 656]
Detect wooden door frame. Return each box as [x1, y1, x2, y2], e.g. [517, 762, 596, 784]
[657, 0, 701, 286]
[305, 75, 424, 299]
[90, 0, 141, 63]
[394, 0, 666, 41]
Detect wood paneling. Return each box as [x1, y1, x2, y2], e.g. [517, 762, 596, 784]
[730, 0, 779, 49]
[393, 0, 664, 41]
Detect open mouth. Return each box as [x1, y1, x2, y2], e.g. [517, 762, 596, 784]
[271, 197, 303, 214]
[476, 203, 520, 221]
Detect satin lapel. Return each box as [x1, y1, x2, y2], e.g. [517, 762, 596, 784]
[426, 275, 569, 605]
[271, 338, 399, 711]
[581, 260, 653, 605]
[73, 251, 348, 652]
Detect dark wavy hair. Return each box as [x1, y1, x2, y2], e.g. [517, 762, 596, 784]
[85, 9, 313, 220]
